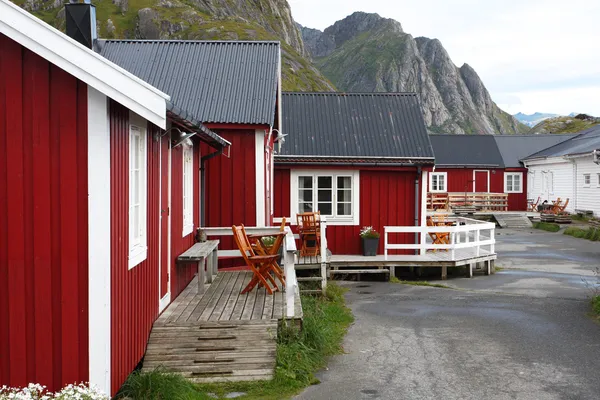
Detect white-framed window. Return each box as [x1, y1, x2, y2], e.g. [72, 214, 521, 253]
[291, 170, 360, 225]
[429, 172, 447, 192]
[182, 142, 194, 236]
[128, 116, 148, 269]
[583, 173, 591, 187]
[543, 171, 554, 194]
[504, 172, 523, 193]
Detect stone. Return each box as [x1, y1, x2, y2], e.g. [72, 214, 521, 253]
[225, 392, 247, 399]
[136, 8, 160, 39]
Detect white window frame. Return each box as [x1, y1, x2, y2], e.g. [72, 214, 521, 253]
[504, 172, 523, 194]
[128, 113, 148, 269]
[583, 173, 591, 188]
[429, 172, 447, 193]
[290, 170, 360, 226]
[182, 142, 194, 237]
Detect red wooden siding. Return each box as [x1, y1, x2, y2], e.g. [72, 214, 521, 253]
[169, 140, 200, 299]
[434, 168, 526, 211]
[110, 103, 160, 395]
[274, 168, 416, 255]
[0, 35, 89, 391]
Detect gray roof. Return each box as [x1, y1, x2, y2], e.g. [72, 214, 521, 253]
[97, 40, 280, 125]
[524, 125, 600, 160]
[277, 93, 434, 163]
[429, 134, 504, 168]
[166, 101, 230, 148]
[493, 134, 576, 167]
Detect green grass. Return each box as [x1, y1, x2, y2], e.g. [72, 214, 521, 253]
[592, 296, 600, 316]
[389, 276, 452, 289]
[564, 226, 600, 241]
[117, 283, 353, 400]
[533, 222, 561, 232]
[571, 214, 591, 222]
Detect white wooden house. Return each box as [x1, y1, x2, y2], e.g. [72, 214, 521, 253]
[523, 126, 600, 216]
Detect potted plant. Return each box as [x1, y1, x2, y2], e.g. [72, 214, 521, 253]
[360, 226, 380, 256]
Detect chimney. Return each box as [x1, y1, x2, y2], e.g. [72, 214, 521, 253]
[65, 0, 98, 50]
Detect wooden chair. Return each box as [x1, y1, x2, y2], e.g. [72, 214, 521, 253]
[249, 218, 287, 289]
[528, 197, 540, 212]
[553, 198, 569, 214]
[426, 217, 450, 252]
[297, 212, 320, 256]
[232, 225, 279, 295]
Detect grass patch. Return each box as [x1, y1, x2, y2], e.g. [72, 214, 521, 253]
[117, 283, 353, 399]
[564, 226, 600, 241]
[390, 276, 451, 289]
[593, 296, 600, 316]
[533, 222, 561, 232]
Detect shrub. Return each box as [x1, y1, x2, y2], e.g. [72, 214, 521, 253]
[533, 222, 560, 232]
[564, 227, 600, 241]
[0, 383, 108, 400]
[359, 226, 380, 239]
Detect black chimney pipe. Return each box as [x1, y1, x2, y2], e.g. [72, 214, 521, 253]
[65, 0, 98, 50]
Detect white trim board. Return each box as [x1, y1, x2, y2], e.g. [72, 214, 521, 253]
[0, 0, 168, 128]
[87, 87, 111, 395]
[255, 130, 266, 227]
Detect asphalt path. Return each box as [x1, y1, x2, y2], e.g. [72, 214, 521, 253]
[295, 229, 600, 400]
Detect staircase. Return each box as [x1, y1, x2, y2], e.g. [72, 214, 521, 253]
[294, 251, 329, 294]
[143, 320, 278, 383]
[493, 213, 533, 228]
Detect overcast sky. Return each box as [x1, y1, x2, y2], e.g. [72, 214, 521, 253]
[289, 0, 600, 117]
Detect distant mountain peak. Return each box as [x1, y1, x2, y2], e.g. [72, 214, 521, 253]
[302, 12, 527, 134]
[513, 112, 559, 127]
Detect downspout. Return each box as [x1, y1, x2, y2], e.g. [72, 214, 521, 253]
[415, 166, 422, 255]
[200, 146, 224, 227]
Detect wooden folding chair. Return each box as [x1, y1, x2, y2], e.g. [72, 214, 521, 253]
[248, 218, 287, 289]
[297, 212, 320, 256]
[555, 198, 569, 214]
[551, 198, 564, 214]
[232, 225, 279, 295]
[528, 197, 540, 212]
[426, 217, 450, 252]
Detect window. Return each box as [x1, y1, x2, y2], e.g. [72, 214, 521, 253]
[292, 171, 360, 225]
[583, 173, 591, 187]
[429, 172, 447, 192]
[182, 143, 194, 236]
[504, 172, 523, 193]
[129, 120, 147, 269]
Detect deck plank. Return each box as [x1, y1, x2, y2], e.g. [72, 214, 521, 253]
[251, 286, 267, 320]
[240, 283, 258, 321]
[199, 272, 234, 321]
[209, 271, 240, 321]
[220, 271, 246, 321]
[230, 273, 252, 321]
[186, 272, 230, 322]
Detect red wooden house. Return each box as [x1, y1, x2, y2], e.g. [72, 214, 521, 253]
[429, 134, 576, 211]
[0, 0, 237, 396]
[274, 92, 435, 255]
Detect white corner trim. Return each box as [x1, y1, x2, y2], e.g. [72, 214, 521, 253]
[87, 87, 111, 395]
[290, 169, 360, 226]
[255, 130, 266, 227]
[0, 0, 168, 129]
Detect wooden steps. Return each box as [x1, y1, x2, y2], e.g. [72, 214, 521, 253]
[143, 320, 278, 383]
[493, 213, 532, 228]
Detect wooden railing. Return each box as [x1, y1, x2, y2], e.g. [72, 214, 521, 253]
[427, 192, 508, 211]
[384, 217, 496, 261]
[202, 226, 299, 319]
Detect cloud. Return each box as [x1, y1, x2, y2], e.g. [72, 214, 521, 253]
[290, 0, 600, 115]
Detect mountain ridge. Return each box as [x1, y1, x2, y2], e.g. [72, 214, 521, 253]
[301, 12, 529, 135]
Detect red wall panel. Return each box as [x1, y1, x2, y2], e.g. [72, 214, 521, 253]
[110, 103, 160, 395]
[274, 167, 417, 255]
[0, 34, 89, 391]
[434, 168, 526, 211]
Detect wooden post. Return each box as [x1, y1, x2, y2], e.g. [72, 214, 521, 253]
[197, 256, 206, 294]
[467, 263, 473, 278]
[389, 266, 396, 280]
[441, 265, 447, 280]
[206, 252, 214, 284]
[475, 229, 480, 257]
[212, 248, 219, 278]
[320, 216, 327, 291]
[485, 260, 491, 275]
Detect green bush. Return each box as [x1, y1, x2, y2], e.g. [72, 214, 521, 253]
[533, 222, 560, 232]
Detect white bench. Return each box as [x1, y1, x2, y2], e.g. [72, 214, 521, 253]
[177, 240, 219, 294]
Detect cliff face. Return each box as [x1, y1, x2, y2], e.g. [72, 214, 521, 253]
[302, 12, 528, 134]
[11, 0, 334, 92]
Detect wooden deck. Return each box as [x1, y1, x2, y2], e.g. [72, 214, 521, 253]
[143, 271, 302, 383]
[157, 271, 302, 325]
[330, 248, 495, 268]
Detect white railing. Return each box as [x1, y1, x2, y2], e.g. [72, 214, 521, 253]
[202, 226, 299, 319]
[384, 217, 495, 261]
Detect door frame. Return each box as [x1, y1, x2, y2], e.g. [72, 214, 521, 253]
[472, 170, 490, 193]
[158, 132, 172, 312]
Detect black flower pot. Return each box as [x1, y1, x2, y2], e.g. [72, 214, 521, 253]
[361, 237, 379, 256]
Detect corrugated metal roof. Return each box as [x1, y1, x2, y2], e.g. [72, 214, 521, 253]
[97, 40, 280, 125]
[493, 134, 576, 167]
[277, 92, 434, 162]
[429, 134, 504, 167]
[524, 125, 600, 160]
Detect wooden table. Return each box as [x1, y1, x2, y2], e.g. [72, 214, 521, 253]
[177, 240, 219, 294]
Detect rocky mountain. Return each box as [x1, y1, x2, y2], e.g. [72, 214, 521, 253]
[301, 12, 529, 135]
[514, 112, 559, 127]
[530, 114, 600, 134]
[11, 0, 334, 92]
